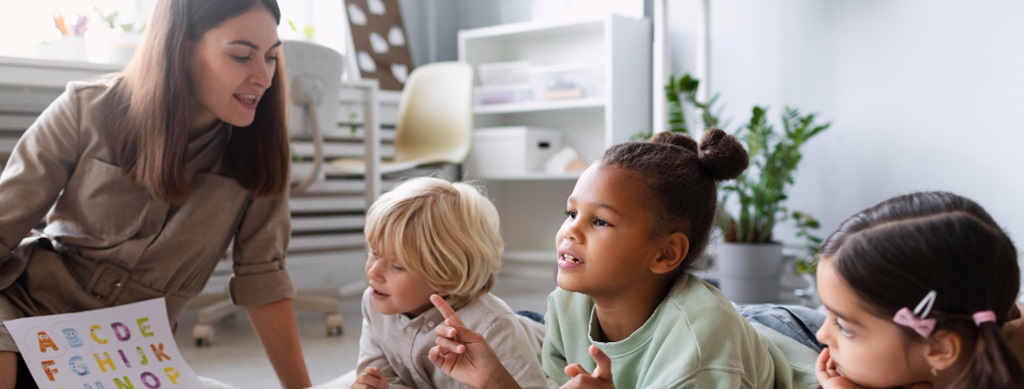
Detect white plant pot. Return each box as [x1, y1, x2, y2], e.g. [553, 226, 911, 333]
[715, 242, 785, 304]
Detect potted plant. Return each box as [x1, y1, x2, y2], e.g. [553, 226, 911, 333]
[792, 211, 823, 306]
[664, 73, 830, 303]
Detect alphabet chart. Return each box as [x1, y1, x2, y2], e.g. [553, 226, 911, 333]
[4, 298, 203, 389]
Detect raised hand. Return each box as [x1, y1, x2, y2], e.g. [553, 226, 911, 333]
[815, 348, 861, 389]
[427, 294, 520, 389]
[560, 345, 615, 389]
[352, 367, 389, 389]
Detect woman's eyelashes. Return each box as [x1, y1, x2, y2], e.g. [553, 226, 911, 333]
[230, 54, 278, 63]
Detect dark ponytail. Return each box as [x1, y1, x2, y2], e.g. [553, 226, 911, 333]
[949, 323, 1024, 389]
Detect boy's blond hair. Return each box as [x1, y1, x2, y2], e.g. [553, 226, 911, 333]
[364, 177, 503, 310]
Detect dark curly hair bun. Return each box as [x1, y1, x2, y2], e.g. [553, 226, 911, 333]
[698, 128, 748, 181]
[650, 131, 698, 154]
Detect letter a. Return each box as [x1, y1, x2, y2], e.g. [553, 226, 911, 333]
[37, 331, 59, 353]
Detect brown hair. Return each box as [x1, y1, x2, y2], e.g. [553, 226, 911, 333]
[110, 0, 289, 204]
[820, 191, 1023, 388]
[599, 129, 748, 273]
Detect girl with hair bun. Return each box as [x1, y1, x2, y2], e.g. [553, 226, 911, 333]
[815, 191, 1024, 389]
[428, 130, 820, 388]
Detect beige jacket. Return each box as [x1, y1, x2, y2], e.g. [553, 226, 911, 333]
[0, 77, 294, 351]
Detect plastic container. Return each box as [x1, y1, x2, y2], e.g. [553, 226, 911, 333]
[531, 63, 603, 100]
[465, 126, 564, 177]
[477, 61, 532, 86]
[473, 84, 533, 105]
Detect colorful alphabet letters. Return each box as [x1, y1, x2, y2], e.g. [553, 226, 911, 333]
[4, 298, 203, 388]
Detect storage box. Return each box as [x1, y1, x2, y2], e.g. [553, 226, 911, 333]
[474, 84, 533, 105]
[465, 127, 563, 177]
[531, 62, 603, 100]
[478, 61, 532, 86]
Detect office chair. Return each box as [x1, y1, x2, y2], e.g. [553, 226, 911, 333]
[330, 62, 474, 175]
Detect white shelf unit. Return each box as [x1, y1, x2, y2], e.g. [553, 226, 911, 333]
[458, 16, 652, 270]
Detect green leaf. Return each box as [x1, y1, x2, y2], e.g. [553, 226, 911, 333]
[666, 73, 831, 247]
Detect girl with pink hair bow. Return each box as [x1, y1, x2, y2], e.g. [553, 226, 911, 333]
[814, 191, 1024, 389]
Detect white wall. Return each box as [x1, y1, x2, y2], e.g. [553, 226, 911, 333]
[667, 0, 1024, 248]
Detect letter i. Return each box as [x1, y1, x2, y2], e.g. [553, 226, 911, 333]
[118, 349, 132, 368]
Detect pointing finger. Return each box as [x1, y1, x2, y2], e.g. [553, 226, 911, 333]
[430, 294, 465, 327]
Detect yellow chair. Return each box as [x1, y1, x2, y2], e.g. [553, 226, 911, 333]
[330, 62, 474, 174]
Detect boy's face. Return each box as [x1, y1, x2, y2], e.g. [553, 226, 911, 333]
[365, 248, 436, 317]
[554, 164, 665, 298]
[815, 259, 933, 388]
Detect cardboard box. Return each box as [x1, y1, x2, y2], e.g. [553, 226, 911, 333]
[466, 127, 563, 177]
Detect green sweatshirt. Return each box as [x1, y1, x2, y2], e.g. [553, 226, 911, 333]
[542, 274, 818, 388]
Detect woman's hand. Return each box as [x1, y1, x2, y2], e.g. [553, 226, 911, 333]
[428, 294, 520, 389]
[815, 348, 861, 389]
[352, 367, 389, 389]
[560, 345, 615, 389]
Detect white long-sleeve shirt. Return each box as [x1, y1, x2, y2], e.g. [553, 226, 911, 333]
[354, 287, 548, 389]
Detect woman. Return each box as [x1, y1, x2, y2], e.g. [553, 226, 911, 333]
[0, 0, 311, 387]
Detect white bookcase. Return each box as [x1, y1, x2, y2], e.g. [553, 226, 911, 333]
[457, 16, 651, 275]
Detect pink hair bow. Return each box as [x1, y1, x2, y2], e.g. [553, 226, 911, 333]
[892, 290, 937, 337]
[973, 310, 997, 326]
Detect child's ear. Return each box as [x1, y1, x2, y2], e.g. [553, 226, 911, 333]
[925, 329, 963, 373]
[651, 232, 689, 274]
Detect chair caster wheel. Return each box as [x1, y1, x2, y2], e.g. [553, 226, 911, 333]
[325, 313, 344, 336]
[192, 324, 215, 347]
